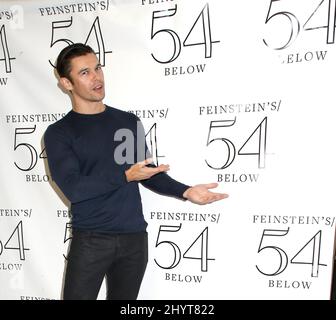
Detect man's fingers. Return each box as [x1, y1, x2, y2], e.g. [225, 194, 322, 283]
[202, 182, 219, 189]
[140, 164, 170, 179]
[157, 164, 170, 172]
[213, 192, 229, 198]
[144, 164, 169, 175]
[200, 193, 228, 205]
[209, 193, 229, 201]
[213, 193, 229, 200]
[127, 160, 171, 181]
[145, 157, 153, 165]
[138, 158, 153, 167]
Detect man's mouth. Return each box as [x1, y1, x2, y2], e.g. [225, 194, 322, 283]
[93, 84, 103, 91]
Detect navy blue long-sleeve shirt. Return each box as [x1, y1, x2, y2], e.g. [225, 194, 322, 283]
[44, 105, 190, 233]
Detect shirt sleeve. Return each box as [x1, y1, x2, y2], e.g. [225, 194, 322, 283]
[140, 168, 190, 200]
[44, 124, 127, 204]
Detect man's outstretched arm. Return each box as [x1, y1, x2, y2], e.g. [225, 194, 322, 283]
[125, 158, 229, 204]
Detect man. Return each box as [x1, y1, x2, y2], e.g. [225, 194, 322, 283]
[44, 43, 228, 300]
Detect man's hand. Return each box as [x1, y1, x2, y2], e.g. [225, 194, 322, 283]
[183, 183, 229, 205]
[125, 158, 170, 182]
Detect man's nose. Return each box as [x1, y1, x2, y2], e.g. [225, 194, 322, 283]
[91, 71, 98, 80]
[91, 70, 101, 81]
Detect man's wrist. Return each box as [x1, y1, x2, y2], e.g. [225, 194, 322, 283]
[125, 169, 131, 182]
[182, 187, 192, 200]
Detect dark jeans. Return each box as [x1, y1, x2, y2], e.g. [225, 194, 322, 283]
[63, 229, 148, 300]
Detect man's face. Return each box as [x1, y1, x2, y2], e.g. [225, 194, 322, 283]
[62, 53, 105, 104]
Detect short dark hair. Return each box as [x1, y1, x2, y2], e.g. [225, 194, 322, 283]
[56, 43, 95, 81]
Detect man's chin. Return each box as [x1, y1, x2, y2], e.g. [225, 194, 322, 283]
[92, 93, 105, 102]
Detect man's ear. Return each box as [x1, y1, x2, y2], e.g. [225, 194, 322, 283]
[59, 77, 73, 92]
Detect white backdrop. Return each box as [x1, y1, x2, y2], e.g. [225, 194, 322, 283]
[1, 0, 336, 300]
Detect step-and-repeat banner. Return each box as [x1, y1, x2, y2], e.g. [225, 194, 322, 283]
[1, 0, 336, 300]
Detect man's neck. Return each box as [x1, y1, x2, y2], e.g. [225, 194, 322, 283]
[72, 101, 105, 115]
